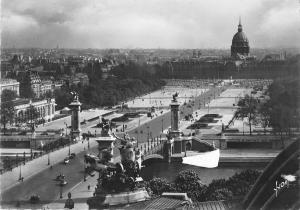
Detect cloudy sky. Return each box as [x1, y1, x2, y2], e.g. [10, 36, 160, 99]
[1, 0, 299, 49]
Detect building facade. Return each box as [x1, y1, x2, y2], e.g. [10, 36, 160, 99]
[0, 79, 20, 96]
[14, 98, 56, 124]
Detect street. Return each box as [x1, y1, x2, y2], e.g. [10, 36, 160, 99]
[0, 146, 98, 207]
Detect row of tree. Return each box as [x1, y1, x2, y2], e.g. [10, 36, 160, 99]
[145, 169, 261, 202]
[54, 62, 165, 110]
[235, 78, 299, 135]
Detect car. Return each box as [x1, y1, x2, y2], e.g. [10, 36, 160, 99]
[55, 174, 65, 181]
[60, 180, 68, 186]
[64, 157, 70, 164]
[41, 131, 48, 136]
[29, 195, 40, 204]
[18, 131, 27, 135]
[89, 170, 96, 177]
[70, 153, 76, 159]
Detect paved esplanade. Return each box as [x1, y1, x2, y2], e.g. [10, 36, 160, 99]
[0, 86, 222, 207]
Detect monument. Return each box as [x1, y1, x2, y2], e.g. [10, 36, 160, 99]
[86, 119, 149, 208]
[169, 92, 181, 138]
[69, 92, 81, 140]
[168, 93, 185, 154]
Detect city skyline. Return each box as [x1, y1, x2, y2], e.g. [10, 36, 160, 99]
[1, 0, 300, 49]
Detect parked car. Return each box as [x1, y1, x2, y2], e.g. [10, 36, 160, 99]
[70, 153, 76, 159]
[89, 170, 96, 177]
[41, 131, 48, 135]
[18, 131, 27, 135]
[29, 195, 40, 204]
[55, 174, 65, 181]
[60, 179, 68, 186]
[64, 157, 70, 164]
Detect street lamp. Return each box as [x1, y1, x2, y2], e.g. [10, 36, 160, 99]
[47, 145, 50, 165]
[68, 137, 71, 156]
[83, 159, 87, 182]
[60, 184, 63, 199]
[147, 126, 150, 142]
[18, 159, 22, 181]
[208, 98, 210, 114]
[64, 122, 68, 136]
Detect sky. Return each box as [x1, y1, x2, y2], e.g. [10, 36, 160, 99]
[1, 0, 300, 49]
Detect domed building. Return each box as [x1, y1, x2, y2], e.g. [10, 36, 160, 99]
[231, 18, 250, 58]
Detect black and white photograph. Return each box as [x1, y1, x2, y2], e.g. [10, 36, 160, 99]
[0, 0, 299, 209]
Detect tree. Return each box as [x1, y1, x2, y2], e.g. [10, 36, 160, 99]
[26, 105, 39, 132]
[0, 90, 17, 133]
[19, 73, 35, 98]
[226, 169, 261, 196]
[264, 79, 299, 137]
[258, 101, 271, 134]
[146, 177, 175, 196]
[236, 94, 259, 135]
[207, 188, 233, 201]
[174, 170, 205, 201]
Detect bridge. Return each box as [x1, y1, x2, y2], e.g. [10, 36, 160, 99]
[129, 135, 216, 165]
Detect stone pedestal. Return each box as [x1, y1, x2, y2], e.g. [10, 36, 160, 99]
[96, 135, 115, 162]
[173, 137, 184, 154]
[164, 139, 174, 163]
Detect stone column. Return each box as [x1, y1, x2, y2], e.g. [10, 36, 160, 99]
[69, 95, 81, 140]
[169, 100, 181, 138]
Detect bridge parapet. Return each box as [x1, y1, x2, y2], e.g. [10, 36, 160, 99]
[140, 137, 166, 162]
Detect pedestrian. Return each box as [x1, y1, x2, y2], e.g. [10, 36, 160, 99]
[88, 185, 90, 190]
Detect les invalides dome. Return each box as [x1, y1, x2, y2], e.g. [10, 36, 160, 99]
[231, 18, 250, 58]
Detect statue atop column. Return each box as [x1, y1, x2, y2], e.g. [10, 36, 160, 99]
[172, 92, 179, 102]
[100, 118, 111, 137]
[70, 91, 79, 102]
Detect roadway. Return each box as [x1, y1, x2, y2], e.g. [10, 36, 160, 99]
[0, 146, 98, 207]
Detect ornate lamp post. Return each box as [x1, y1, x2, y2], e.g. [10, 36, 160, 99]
[60, 184, 63, 199]
[68, 136, 71, 156]
[84, 159, 87, 182]
[18, 157, 22, 181]
[147, 126, 150, 143]
[64, 122, 68, 136]
[48, 145, 50, 165]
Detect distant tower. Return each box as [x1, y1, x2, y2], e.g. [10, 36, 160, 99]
[231, 17, 250, 58]
[69, 93, 81, 140]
